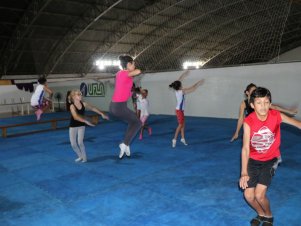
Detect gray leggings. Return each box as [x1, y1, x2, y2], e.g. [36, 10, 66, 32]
[110, 101, 141, 145]
[69, 126, 86, 160]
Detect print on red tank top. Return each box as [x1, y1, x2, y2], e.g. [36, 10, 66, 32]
[244, 109, 281, 161]
[251, 126, 275, 153]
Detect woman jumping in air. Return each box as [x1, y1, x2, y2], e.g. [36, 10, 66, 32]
[109, 55, 142, 159]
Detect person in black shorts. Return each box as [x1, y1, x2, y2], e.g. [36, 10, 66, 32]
[239, 87, 301, 226]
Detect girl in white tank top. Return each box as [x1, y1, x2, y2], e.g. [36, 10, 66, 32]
[169, 70, 205, 148]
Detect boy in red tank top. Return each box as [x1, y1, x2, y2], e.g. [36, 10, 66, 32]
[239, 87, 301, 226]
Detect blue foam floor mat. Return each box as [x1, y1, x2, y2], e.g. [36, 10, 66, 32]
[0, 113, 301, 226]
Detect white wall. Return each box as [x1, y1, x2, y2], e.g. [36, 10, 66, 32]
[1, 62, 301, 119]
[50, 79, 115, 111]
[0, 79, 115, 114]
[140, 62, 301, 119]
[0, 86, 33, 114]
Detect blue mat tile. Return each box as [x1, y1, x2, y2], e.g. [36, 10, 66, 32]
[0, 172, 26, 187]
[0, 113, 300, 226]
[13, 160, 85, 183]
[0, 153, 58, 171]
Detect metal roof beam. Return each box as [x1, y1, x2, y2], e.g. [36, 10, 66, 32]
[78, 0, 185, 74]
[129, 0, 242, 67]
[0, 0, 52, 78]
[42, 0, 123, 76]
[151, 0, 291, 70]
[135, 0, 244, 71]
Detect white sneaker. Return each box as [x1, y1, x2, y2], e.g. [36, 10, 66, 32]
[172, 139, 176, 148]
[119, 143, 127, 159]
[125, 145, 131, 157]
[75, 157, 82, 162]
[181, 138, 188, 145]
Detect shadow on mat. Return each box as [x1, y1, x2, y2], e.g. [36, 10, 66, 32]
[88, 152, 143, 163]
[0, 196, 25, 212]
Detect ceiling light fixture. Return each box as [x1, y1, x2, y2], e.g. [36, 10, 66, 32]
[95, 60, 121, 70]
[183, 61, 205, 69]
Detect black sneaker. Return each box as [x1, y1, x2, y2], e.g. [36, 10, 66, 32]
[250, 215, 264, 226]
[262, 216, 273, 226]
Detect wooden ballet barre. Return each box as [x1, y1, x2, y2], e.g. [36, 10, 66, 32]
[0, 114, 99, 138]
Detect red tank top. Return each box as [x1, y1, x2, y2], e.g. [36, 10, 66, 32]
[244, 109, 282, 161]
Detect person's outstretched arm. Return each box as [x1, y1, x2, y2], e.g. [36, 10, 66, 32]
[178, 70, 190, 81]
[271, 104, 298, 116]
[239, 123, 251, 190]
[231, 101, 246, 142]
[70, 105, 95, 126]
[281, 113, 301, 129]
[44, 85, 53, 100]
[182, 79, 205, 94]
[84, 102, 109, 120]
[128, 69, 141, 77]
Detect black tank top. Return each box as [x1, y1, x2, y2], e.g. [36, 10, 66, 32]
[69, 101, 86, 127]
[244, 99, 254, 117]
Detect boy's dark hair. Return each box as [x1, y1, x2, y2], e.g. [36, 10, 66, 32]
[38, 77, 47, 85]
[119, 55, 134, 69]
[244, 83, 257, 94]
[250, 87, 272, 104]
[169, 80, 182, 90]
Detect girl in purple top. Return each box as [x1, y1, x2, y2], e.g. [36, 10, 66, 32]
[110, 55, 142, 159]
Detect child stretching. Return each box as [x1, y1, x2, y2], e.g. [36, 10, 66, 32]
[139, 89, 152, 140]
[169, 70, 204, 148]
[239, 87, 301, 226]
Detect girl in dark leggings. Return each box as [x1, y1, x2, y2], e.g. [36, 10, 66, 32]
[110, 55, 142, 159]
